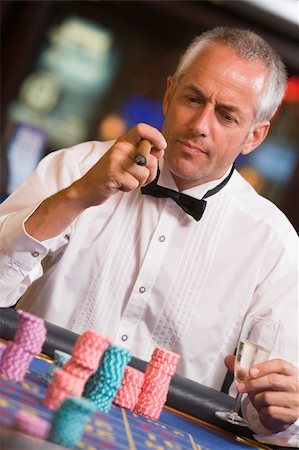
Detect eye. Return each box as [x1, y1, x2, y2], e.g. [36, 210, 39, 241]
[218, 110, 238, 124]
[184, 95, 204, 105]
[185, 95, 198, 103]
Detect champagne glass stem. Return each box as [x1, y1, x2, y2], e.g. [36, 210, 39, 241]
[215, 391, 247, 425]
[230, 392, 243, 416]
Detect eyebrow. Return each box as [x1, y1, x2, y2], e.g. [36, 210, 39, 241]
[184, 83, 243, 115]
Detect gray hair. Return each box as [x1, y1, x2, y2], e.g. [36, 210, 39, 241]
[173, 27, 288, 123]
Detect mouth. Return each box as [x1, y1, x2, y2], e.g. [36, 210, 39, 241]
[177, 139, 208, 155]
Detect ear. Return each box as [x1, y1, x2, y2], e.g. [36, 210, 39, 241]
[241, 121, 270, 155]
[162, 76, 176, 116]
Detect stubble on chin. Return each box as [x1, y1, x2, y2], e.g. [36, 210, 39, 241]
[165, 154, 212, 189]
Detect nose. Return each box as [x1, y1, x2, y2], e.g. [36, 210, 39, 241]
[189, 105, 212, 137]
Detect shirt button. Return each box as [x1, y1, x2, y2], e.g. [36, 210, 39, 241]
[32, 251, 39, 257]
[159, 235, 166, 242]
[139, 286, 146, 293]
[121, 334, 128, 342]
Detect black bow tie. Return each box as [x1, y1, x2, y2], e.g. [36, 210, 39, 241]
[141, 165, 234, 221]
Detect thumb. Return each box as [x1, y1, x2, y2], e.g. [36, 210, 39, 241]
[224, 355, 235, 373]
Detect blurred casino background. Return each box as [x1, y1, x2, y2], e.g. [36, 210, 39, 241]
[1, 0, 298, 231]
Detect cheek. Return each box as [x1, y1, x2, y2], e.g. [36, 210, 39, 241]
[162, 112, 178, 139]
[164, 104, 188, 130]
[212, 133, 242, 163]
[216, 128, 245, 151]
[161, 120, 170, 142]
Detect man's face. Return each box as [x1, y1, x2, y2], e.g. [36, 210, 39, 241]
[162, 43, 270, 190]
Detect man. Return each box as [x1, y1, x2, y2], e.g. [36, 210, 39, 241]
[0, 27, 298, 446]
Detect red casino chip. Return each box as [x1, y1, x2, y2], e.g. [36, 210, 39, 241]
[133, 347, 180, 420]
[113, 366, 144, 410]
[70, 330, 110, 370]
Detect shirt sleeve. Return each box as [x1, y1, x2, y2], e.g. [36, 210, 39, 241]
[0, 140, 110, 307]
[0, 204, 70, 307]
[242, 396, 299, 447]
[0, 147, 77, 307]
[238, 225, 298, 447]
[251, 230, 298, 364]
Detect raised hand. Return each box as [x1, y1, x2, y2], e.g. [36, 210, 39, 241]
[69, 123, 167, 209]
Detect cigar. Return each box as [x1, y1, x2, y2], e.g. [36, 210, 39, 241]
[134, 140, 152, 166]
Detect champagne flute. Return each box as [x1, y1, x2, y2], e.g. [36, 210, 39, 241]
[216, 314, 280, 426]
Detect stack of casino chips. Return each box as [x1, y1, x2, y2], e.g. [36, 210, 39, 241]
[48, 396, 96, 448]
[83, 344, 131, 412]
[113, 366, 145, 410]
[44, 367, 83, 410]
[14, 410, 51, 440]
[0, 310, 47, 382]
[44, 349, 71, 382]
[134, 347, 180, 420]
[44, 330, 110, 410]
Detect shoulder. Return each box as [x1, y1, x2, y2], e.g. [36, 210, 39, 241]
[227, 170, 298, 245]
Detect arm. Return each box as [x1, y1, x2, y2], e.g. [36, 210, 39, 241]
[224, 222, 298, 446]
[25, 124, 166, 241]
[0, 124, 166, 305]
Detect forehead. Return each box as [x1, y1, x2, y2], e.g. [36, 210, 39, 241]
[179, 44, 267, 111]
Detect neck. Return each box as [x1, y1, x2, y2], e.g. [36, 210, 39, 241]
[171, 169, 231, 192]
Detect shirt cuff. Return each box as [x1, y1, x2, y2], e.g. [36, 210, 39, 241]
[2, 205, 48, 271]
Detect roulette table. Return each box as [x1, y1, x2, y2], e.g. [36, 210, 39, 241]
[0, 308, 278, 449]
